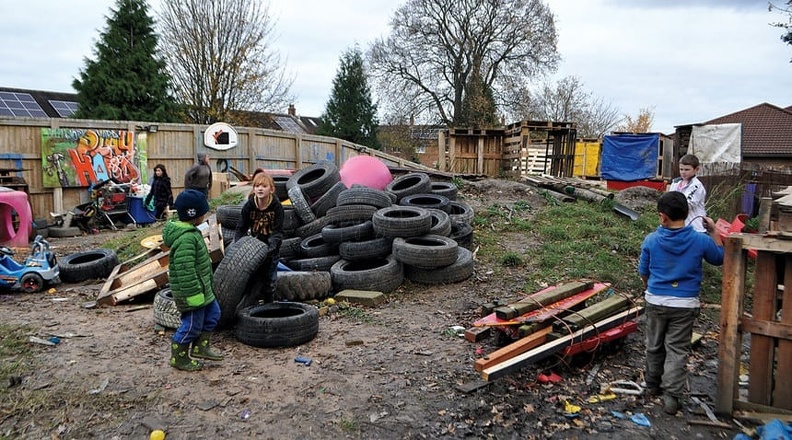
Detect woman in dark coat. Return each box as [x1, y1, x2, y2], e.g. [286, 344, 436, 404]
[144, 164, 174, 220]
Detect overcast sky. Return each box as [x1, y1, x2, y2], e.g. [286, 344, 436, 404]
[1, 0, 790, 134]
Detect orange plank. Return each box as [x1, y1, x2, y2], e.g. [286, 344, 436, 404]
[474, 326, 552, 372]
[748, 251, 777, 405]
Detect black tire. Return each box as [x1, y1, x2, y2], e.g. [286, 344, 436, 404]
[286, 161, 341, 200]
[284, 255, 341, 272]
[48, 226, 82, 238]
[216, 204, 243, 229]
[272, 174, 291, 201]
[330, 255, 403, 294]
[299, 233, 338, 258]
[392, 235, 459, 269]
[213, 237, 270, 328]
[275, 271, 333, 301]
[337, 187, 393, 209]
[279, 236, 302, 260]
[288, 185, 316, 224]
[310, 181, 347, 217]
[235, 302, 319, 348]
[431, 181, 458, 201]
[372, 206, 432, 238]
[58, 248, 119, 283]
[450, 221, 474, 250]
[20, 272, 45, 293]
[399, 193, 451, 213]
[449, 201, 475, 225]
[324, 204, 378, 226]
[321, 220, 373, 243]
[404, 247, 474, 285]
[427, 209, 452, 236]
[338, 237, 393, 261]
[221, 226, 235, 247]
[386, 173, 431, 202]
[153, 288, 181, 329]
[283, 207, 300, 230]
[295, 217, 328, 238]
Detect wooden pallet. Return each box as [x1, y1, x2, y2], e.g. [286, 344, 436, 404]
[96, 215, 224, 306]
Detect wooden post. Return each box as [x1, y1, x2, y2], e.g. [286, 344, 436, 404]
[716, 235, 746, 415]
[438, 130, 446, 172]
[477, 135, 485, 175]
[774, 255, 792, 408]
[758, 197, 773, 234]
[749, 251, 778, 405]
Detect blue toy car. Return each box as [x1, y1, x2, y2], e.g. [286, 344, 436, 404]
[0, 235, 60, 293]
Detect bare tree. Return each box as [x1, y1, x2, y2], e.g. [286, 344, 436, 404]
[158, 0, 294, 124]
[520, 76, 621, 138]
[368, 0, 559, 126]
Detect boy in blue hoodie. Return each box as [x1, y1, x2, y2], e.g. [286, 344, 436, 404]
[162, 189, 223, 371]
[638, 191, 724, 415]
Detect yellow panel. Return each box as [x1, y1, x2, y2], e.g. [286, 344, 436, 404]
[573, 141, 601, 177]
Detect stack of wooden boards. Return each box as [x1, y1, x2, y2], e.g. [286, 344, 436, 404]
[468, 280, 644, 381]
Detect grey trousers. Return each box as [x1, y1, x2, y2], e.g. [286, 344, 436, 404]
[644, 303, 700, 397]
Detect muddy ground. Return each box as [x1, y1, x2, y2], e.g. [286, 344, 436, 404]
[0, 179, 742, 439]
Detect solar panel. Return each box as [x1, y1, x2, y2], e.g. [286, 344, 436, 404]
[273, 116, 305, 134]
[0, 92, 47, 118]
[49, 100, 80, 117]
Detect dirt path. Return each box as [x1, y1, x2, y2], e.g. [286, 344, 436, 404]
[0, 180, 736, 439]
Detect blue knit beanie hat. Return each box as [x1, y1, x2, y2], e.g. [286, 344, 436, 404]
[174, 189, 209, 221]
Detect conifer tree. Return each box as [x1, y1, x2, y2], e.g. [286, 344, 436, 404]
[318, 48, 379, 149]
[72, 0, 179, 122]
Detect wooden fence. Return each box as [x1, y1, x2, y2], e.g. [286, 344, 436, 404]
[0, 117, 435, 220]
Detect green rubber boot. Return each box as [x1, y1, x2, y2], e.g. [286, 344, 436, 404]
[190, 333, 224, 361]
[170, 342, 203, 371]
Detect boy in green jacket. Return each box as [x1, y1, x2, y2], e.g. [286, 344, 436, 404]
[162, 189, 223, 371]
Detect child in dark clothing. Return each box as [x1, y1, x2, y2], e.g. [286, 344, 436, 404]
[234, 172, 284, 303]
[144, 164, 173, 220]
[162, 189, 223, 371]
[638, 191, 724, 414]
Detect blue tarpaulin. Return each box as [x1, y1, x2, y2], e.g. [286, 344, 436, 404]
[600, 134, 659, 181]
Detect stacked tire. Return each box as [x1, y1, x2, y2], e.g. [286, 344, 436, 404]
[213, 167, 476, 312]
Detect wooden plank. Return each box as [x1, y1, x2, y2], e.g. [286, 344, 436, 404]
[474, 326, 552, 372]
[494, 280, 593, 320]
[481, 307, 643, 381]
[474, 282, 609, 327]
[733, 233, 792, 253]
[748, 251, 777, 406]
[734, 399, 792, 415]
[774, 255, 792, 409]
[740, 317, 792, 340]
[557, 294, 631, 330]
[716, 236, 746, 415]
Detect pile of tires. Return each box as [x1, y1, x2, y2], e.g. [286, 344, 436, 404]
[211, 164, 475, 334]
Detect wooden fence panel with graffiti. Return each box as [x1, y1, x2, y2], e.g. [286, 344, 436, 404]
[0, 117, 435, 220]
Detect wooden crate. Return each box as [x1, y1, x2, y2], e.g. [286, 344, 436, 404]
[717, 232, 792, 415]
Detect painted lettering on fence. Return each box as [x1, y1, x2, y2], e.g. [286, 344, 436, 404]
[41, 128, 144, 188]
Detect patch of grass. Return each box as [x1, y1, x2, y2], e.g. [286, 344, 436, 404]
[0, 324, 35, 384]
[102, 225, 164, 262]
[209, 189, 246, 210]
[500, 252, 524, 267]
[338, 305, 376, 323]
[338, 416, 358, 432]
[473, 198, 724, 302]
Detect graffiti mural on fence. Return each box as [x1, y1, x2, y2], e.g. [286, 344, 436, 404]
[41, 128, 145, 188]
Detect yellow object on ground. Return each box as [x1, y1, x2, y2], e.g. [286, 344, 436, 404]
[150, 429, 166, 440]
[140, 235, 163, 249]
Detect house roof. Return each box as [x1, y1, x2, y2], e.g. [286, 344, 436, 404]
[0, 86, 322, 134]
[705, 102, 792, 157]
[0, 87, 79, 118]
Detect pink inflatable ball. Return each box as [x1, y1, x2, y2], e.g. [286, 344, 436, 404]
[339, 156, 392, 190]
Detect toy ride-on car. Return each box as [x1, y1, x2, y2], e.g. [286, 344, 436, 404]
[0, 235, 60, 293]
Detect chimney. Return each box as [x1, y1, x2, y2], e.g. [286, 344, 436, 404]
[288, 104, 296, 116]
